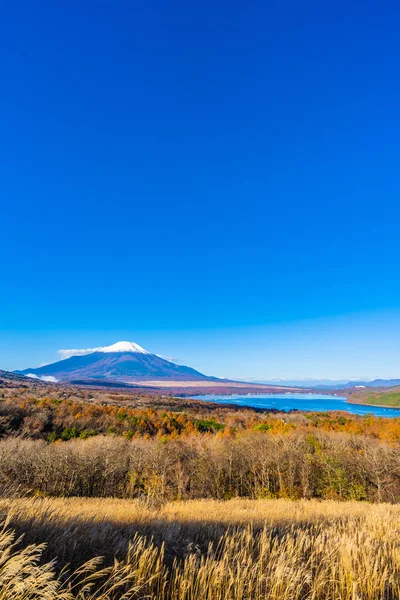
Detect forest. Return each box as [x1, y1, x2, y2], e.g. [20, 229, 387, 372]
[1, 379, 400, 502]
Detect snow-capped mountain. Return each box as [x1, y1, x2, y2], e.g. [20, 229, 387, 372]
[96, 341, 149, 354]
[17, 341, 217, 383]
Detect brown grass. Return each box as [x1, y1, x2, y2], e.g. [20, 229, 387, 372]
[1, 497, 400, 598]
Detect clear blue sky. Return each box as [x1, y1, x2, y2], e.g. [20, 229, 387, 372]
[1, 0, 400, 379]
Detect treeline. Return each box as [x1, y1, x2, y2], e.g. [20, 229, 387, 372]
[0, 395, 234, 439]
[3, 392, 400, 443]
[0, 431, 399, 502]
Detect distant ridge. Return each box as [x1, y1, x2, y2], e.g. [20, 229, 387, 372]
[255, 378, 400, 390]
[17, 341, 220, 384]
[0, 369, 43, 384]
[314, 378, 400, 390]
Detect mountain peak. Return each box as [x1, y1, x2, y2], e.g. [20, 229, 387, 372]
[18, 341, 215, 383]
[100, 341, 150, 354]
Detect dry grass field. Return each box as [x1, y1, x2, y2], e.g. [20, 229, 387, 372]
[1, 496, 400, 599]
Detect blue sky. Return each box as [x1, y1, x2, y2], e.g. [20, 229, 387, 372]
[1, 0, 400, 379]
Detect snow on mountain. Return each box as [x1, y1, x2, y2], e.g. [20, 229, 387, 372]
[58, 341, 150, 359]
[99, 341, 149, 354]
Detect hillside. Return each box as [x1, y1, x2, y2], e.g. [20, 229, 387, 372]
[349, 386, 400, 408]
[0, 368, 45, 386]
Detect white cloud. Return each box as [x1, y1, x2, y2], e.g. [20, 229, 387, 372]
[58, 347, 100, 359]
[26, 374, 59, 383]
[58, 342, 150, 359]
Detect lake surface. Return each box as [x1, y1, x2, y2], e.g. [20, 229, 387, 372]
[192, 393, 400, 417]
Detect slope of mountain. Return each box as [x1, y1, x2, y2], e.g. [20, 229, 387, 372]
[0, 369, 34, 384]
[17, 341, 219, 383]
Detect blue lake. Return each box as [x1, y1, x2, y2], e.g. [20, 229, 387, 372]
[191, 393, 400, 417]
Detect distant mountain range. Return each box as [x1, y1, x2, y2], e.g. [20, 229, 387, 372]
[16, 341, 220, 384]
[248, 378, 400, 390]
[315, 379, 400, 390]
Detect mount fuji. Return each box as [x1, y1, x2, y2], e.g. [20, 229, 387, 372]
[17, 341, 219, 384]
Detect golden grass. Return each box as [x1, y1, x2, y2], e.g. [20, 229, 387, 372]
[1, 497, 400, 599]
[3, 495, 394, 525]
